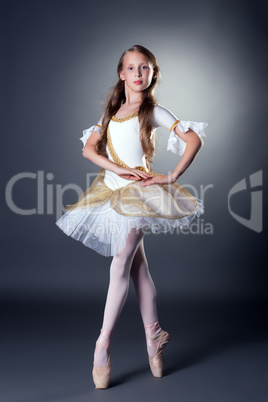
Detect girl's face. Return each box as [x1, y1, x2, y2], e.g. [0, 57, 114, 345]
[119, 51, 155, 93]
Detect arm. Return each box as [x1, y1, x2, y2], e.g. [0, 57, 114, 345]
[82, 131, 119, 173]
[141, 104, 207, 186]
[141, 129, 203, 186]
[171, 126, 204, 181]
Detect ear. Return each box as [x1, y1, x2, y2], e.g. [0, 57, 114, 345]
[119, 71, 125, 81]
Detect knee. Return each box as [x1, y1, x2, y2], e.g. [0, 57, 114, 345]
[111, 256, 132, 281]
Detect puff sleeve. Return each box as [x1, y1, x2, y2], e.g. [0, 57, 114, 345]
[152, 104, 208, 157]
[79, 113, 104, 151]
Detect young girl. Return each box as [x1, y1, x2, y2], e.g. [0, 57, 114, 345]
[55, 45, 208, 389]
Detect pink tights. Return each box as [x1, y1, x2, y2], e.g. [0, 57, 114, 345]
[94, 228, 162, 367]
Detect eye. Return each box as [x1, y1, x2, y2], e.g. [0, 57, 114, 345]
[142, 66, 148, 69]
[128, 67, 133, 70]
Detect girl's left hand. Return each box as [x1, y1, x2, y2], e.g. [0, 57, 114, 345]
[140, 174, 177, 186]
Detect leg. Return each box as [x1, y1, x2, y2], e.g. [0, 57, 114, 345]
[94, 228, 145, 367]
[130, 239, 161, 358]
[130, 239, 170, 378]
[102, 228, 145, 330]
[130, 238, 158, 326]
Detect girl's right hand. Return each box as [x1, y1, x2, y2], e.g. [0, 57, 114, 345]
[114, 166, 152, 181]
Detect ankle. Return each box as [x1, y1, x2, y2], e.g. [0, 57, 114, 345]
[94, 329, 113, 367]
[144, 321, 162, 339]
[96, 328, 113, 349]
[95, 328, 112, 352]
[144, 321, 162, 359]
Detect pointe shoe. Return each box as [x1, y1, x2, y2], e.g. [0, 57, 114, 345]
[92, 353, 111, 389]
[148, 330, 170, 378]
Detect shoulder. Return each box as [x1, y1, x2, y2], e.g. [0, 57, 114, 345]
[153, 103, 171, 119]
[152, 103, 179, 130]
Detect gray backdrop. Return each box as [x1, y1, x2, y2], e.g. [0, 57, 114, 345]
[2, 0, 266, 301]
[1, 1, 267, 401]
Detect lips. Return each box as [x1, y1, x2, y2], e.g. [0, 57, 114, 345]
[134, 81, 143, 84]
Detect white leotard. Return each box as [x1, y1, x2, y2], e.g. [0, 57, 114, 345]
[80, 104, 208, 191]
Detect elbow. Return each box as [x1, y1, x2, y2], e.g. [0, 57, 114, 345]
[196, 137, 202, 149]
[188, 135, 203, 152]
[199, 137, 204, 151]
[82, 147, 91, 159]
[82, 142, 92, 158]
[82, 143, 96, 160]
[195, 138, 203, 156]
[192, 134, 203, 152]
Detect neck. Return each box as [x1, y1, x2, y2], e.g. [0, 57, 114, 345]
[123, 86, 144, 106]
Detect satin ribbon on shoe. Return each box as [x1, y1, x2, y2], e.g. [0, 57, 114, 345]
[92, 329, 112, 389]
[148, 330, 170, 377]
[144, 321, 170, 378]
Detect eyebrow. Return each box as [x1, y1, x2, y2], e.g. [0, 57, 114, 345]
[126, 63, 149, 66]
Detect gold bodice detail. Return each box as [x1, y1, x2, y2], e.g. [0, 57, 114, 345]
[111, 111, 139, 122]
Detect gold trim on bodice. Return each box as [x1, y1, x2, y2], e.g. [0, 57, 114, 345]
[106, 125, 152, 173]
[64, 114, 200, 220]
[111, 110, 139, 122]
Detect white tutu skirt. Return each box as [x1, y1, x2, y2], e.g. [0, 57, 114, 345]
[55, 168, 204, 257]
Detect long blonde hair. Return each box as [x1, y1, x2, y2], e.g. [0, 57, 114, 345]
[95, 45, 161, 166]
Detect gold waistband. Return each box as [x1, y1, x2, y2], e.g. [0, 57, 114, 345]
[64, 167, 199, 221]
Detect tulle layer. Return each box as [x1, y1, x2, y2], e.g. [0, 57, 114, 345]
[55, 168, 204, 257]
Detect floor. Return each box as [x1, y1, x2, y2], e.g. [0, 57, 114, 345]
[1, 297, 267, 402]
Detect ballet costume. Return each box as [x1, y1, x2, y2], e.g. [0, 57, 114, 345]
[55, 103, 208, 388]
[55, 104, 208, 257]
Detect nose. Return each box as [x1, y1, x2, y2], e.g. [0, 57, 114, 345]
[135, 68, 142, 77]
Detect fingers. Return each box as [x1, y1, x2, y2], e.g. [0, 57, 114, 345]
[131, 169, 152, 179]
[130, 171, 142, 179]
[117, 168, 153, 181]
[141, 175, 164, 186]
[122, 169, 150, 181]
[140, 179, 153, 186]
